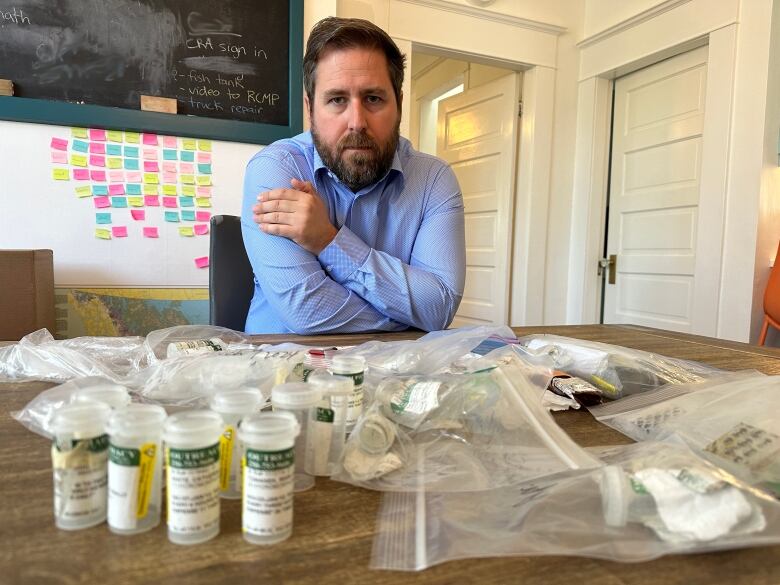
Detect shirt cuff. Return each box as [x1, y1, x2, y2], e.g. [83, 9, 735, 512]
[318, 226, 370, 283]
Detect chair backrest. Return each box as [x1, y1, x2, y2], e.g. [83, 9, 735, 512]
[209, 215, 255, 331]
[765, 239, 780, 323]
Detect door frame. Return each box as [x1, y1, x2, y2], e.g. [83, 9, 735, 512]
[568, 15, 738, 337]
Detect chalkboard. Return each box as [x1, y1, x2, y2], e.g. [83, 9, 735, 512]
[0, 0, 303, 144]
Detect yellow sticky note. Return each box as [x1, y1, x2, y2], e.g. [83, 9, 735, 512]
[163, 184, 177, 196]
[70, 154, 88, 167]
[178, 226, 195, 237]
[143, 184, 158, 195]
[95, 228, 112, 240]
[143, 173, 159, 184]
[75, 186, 92, 198]
[180, 174, 194, 185]
[181, 185, 196, 196]
[71, 127, 88, 138]
[128, 196, 144, 207]
[197, 140, 212, 152]
[182, 139, 196, 151]
[195, 175, 212, 186]
[107, 157, 122, 169]
[195, 197, 212, 208]
[125, 132, 140, 144]
[107, 130, 123, 142]
[52, 168, 70, 181]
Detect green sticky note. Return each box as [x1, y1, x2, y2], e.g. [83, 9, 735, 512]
[125, 132, 140, 144]
[165, 211, 180, 222]
[75, 186, 92, 198]
[52, 168, 69, 181]
[179, 196, 194, 207]
[163, 149, 178, 160]
[72, 139, 89, 153]
[95, 228, 111, 240]
[181, 210, 196, 221]
[71, 127, 88, 138]
[181, 185, 196, 196]
[124, 159, 139, 170]
[178, 226, 195, 237]
[111, 196, 128, 208]
[180, 150, 195, 162]
[126, 184, 142, 195]
[124, 146, 139, 158]
[106, 144, 122, 156]
[197, 164, 212, 175]
[92, 185, 109, 196]
[107, 130, 123, 142]
[96, 212, 112, 224]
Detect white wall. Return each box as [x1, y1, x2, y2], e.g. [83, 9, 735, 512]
[583, 0, 666, 38]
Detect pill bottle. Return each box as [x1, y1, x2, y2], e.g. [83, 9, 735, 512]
[50, 401, 112, 530]
[73, 383, 132, 410]
[209, 389, 264, 499]
[330, 355, 366, 433]
[271, 382, 322, 491]
[163, 410, 223, 545]
[166, 337, 226, 358]
[238, 411, 300, 545]
[106, 404, 167, 535]
[305, 374, 353, 476]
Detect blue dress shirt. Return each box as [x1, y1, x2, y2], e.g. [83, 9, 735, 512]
[241, 131, 465, 334]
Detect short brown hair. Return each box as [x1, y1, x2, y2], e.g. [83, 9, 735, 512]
[303, 17, 406, 108]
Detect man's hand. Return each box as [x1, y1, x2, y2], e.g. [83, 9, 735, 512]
[253, 178, 338, 255]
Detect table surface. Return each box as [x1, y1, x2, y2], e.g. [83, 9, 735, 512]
[2, 324, 780, 585]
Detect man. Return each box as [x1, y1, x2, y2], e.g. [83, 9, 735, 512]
[241, 17, 465, 334]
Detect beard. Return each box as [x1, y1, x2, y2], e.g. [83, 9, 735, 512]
[311, 118, 400, 192]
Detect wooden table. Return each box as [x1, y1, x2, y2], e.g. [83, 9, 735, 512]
[2, 325, 780, 584]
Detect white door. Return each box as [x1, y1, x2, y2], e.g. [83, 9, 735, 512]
[603, 46, 709, 331]
[437, 73, 520, 326]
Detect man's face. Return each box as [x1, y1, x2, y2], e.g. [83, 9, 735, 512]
[308, 47, 401, 192]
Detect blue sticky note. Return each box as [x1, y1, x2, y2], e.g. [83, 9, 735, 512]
[95, 212, 112, 224]
[197, 163, 212, 175]
[181, 209, 196, 221]
[126, 183, 142, 195]
[111, 196, 128, 208]
[180, 150, 195, 162]
[92, 185, 108, 196]
[165, 211, 180, 222]
[124, 158, 139, 170]
[72, 139, 89, 153]
[163, 149, 178, 160]
[179, 196, 194, 207]
[124, 146, 139, 158]
[106, 144, 122, 156]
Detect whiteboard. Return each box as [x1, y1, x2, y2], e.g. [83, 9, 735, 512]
[0, 120, 260, 287]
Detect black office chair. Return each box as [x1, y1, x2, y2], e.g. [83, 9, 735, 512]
[209, 215, 255, 331]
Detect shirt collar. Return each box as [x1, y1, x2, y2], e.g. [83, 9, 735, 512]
[312, 138, 405, 192]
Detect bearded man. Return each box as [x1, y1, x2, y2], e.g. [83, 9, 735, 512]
[241, 17, 465, 333]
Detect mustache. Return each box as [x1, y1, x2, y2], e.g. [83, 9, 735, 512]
[337, 132, 379, 154]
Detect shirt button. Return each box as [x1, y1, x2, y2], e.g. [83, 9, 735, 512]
[326, 265, 333, 272]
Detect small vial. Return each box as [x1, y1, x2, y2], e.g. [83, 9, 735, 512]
[305, 374, 353, 476]
[50, 401, 112, 530]
[330, 355, 366, 433]
[209, 389, 265, 499]
[73, 384, 132, 410]
[163, 411, 223, 545]
[106, 404, 167, 535]
[271, 382, 322, 491]
[239, 411, 300, 545]
[166, 337, 226, 358]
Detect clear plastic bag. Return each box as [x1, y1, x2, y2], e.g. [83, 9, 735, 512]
[371, 441, 780, 570]
[0, 329, 146, 383]
[330, 355, 600, 491]
[141, 324, 254, 363]
[517, 334, 721, 400]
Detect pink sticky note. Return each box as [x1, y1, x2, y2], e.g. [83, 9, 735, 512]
[131, 209, 146, 221]
[73, 169, 90, 181]
[196, 186, 212, 197]
[144, 195, 160, 207]
[112, 226, 128, 238]
[144, 161, 160, 172]
[108, 184, 125, 196]
[143, 227, 159, 238]
[180, 163, 195, 174]
[196, 152, 211, 163]
[89, 142, 106, 154]
[163, 162, 177, 174]
[50, 137, 68, 151]
[51, 151, 68, 164]
[163, 136, 177, 148]
[194, 256, 209, 269]
[93, 196, 111, 208]
[194, 224, 209, 236]
[89, 129, 107, 141]
[126, 171, 143, 183]
[142, 133, 159, 146]
[163, 172, 177, 184]
[143, 149, 157, 161]
[163, 196, 178, 208]
[195, 211, 211, 222]
[89, 170, 106, 182]
[89, 155, 106, 167]
[109, 170, 125, 183]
